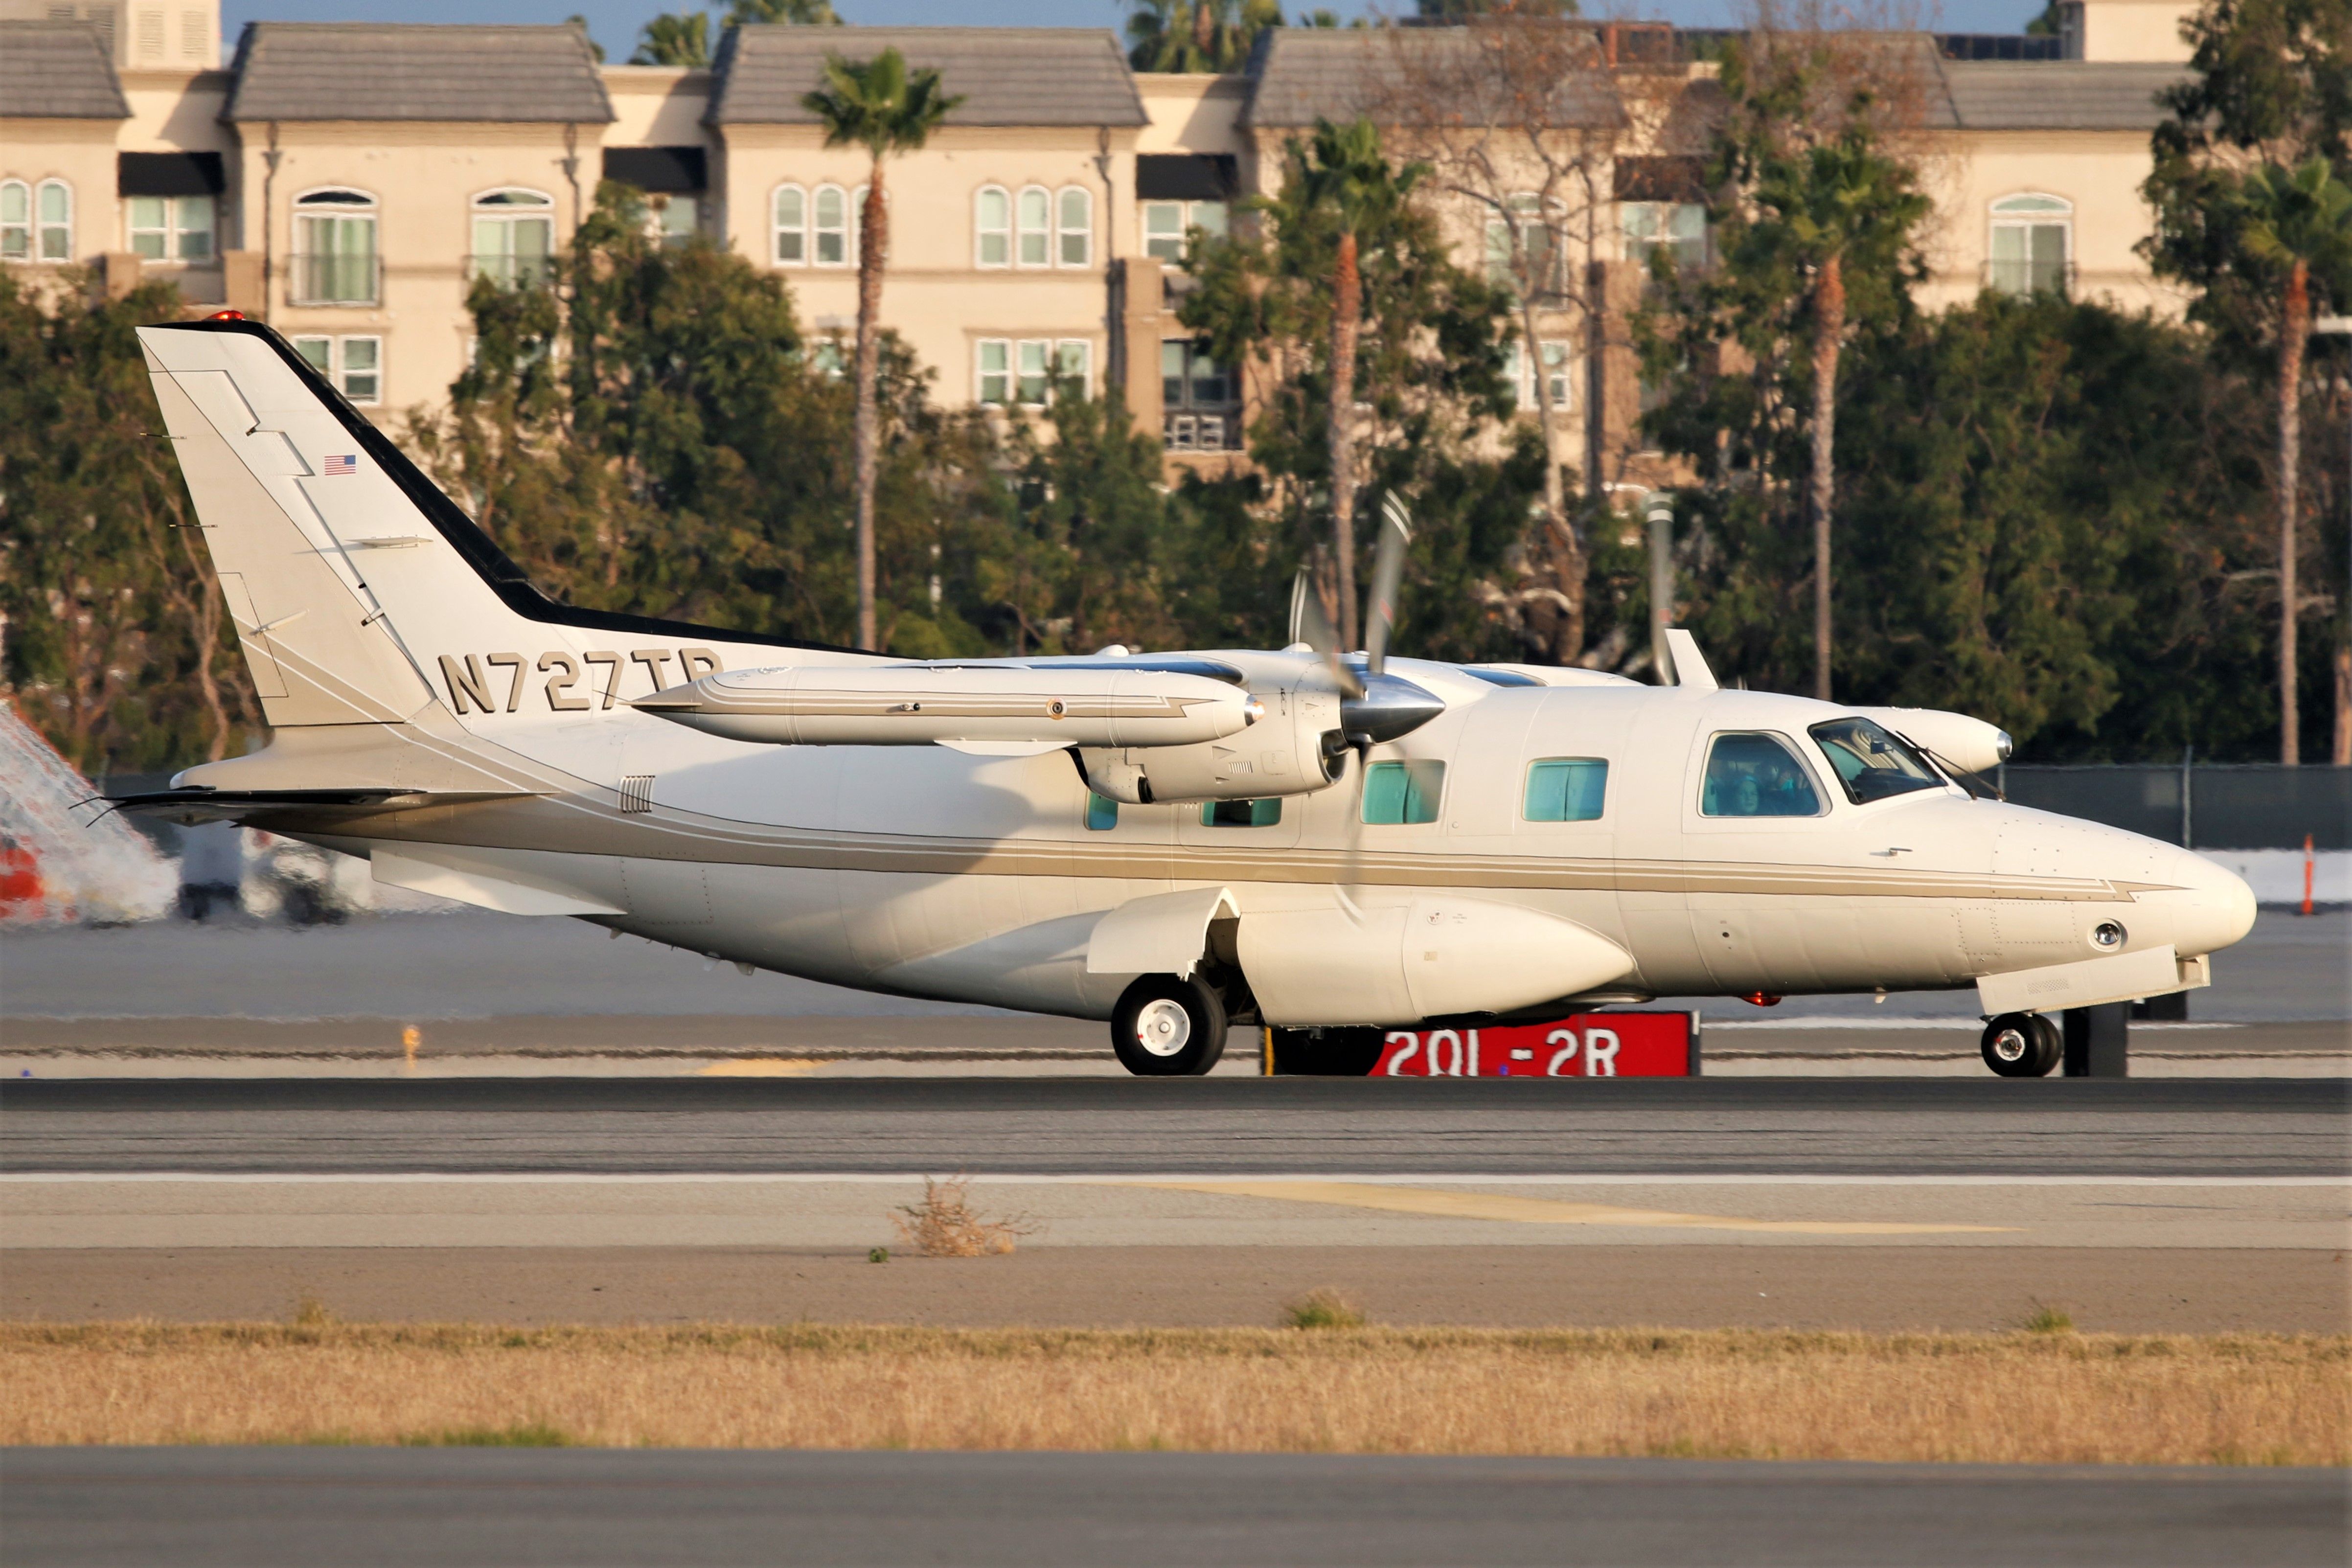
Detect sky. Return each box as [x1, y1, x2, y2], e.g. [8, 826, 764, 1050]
[220, 0, 2052, 68]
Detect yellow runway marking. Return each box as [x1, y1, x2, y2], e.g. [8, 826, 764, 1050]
[697, 1058, 824, 1077]
[1124, 1180, 2019, 1235]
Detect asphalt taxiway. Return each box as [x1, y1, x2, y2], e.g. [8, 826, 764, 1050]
[3, 1449, 2341, 1568]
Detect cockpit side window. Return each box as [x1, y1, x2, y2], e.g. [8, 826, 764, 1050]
[1808, 717, 1944, 805]
[1699, 732, 1825, 818]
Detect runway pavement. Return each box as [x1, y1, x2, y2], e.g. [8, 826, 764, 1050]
[3, 1077, 2342, 1177]
[3, 1449, 2341, 1568]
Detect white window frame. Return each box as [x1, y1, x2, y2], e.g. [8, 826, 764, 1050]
[1621, 199, 1708, 272]
[125, 193, 215, 263]
[34, 178, 72, 263]
[812, 183, 851, 268]
[1, 180, 31, 261]
[470, 187, 555, 289]
[1509, 339, 1573, 414]
[773, 183, 806, 266]
[1988, 192, 2073, 296]
[975, 184, 1009, 269]
[292, 187, 380, 306]
[976, 338, 1011, 406]
[1141, 197, 1229, 265]
[976, 337, 1091, 408]
[1015, 184, 1051, 269]
[1055, 184, 1092, 268]
[291, 333, 384, 406]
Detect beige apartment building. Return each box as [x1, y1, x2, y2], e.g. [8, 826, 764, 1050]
[2, 0, 2202, 484]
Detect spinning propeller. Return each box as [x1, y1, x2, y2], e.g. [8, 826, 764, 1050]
[1288, 493, 1445, 765]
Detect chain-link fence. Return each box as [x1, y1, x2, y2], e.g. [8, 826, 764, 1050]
[1996, 764, 2351, 850]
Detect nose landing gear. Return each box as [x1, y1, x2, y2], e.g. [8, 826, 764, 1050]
[1980, 1012, 2061, 1077]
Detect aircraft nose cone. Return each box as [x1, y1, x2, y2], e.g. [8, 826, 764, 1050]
[2170, 847, 2257, 955]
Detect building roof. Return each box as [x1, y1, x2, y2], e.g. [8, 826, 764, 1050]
[0, 21, 129, 120]
[1936, 61, 2185, 131]
[1242, 27, 1623, 131]
[708, 26, 1145, 128]
[221, 23, 614, 124]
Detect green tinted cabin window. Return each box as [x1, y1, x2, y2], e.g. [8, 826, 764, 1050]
[1362, 760, 1444, 824]
[1085, 792, 1118, 830]
[1201, 798, 1281, 827]
[1524, 757, 1608, 821]
[1699, 732, 1824, 818]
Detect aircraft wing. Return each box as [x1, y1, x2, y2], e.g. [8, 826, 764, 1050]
[635, 662, 1261, 750]
[107, 787, 535, 826]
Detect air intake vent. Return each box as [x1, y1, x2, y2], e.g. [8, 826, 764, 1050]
[618, 774, 654, 814]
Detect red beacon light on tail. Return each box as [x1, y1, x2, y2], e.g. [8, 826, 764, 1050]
[204, 310, 246, 321]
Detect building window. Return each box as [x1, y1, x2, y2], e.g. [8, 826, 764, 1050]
[1699, 731, 1825, 818]
[1508, 340, 1573, 414]
[1056, 185, 1092, 267]
[1016, 185, 1050, 268]
[1622, 200, 1708, 273]
[1161, 339, 1239, 452]
[1989, 193, 2071, 296]
[650, 193, 697, 249]
[773, 184, 806, 264]
[471, 189, 554, 289]
[1523, 757, 1607, 822]
[127, 194, 213, 262]
[975, 185, 1009, 268]
[1141, 198, 1227, 265]
[977, 338, 1092, 407]
[293, 334, 383, 405]
[1362, 759, 1444, 825]
[1, 181, 29, 260]
[293, 188, 378, 305]
[813, 183, 850, 267]
[1484, 194, 1561, 297]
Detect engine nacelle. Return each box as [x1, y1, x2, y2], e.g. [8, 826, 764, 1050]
[1077, 677, 1344, 804]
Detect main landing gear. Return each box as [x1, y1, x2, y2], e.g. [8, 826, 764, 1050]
[1980, 1012, 2061, 1077]
[1110, 974, 1229, 1077]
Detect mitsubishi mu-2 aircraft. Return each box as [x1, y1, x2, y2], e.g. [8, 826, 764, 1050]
[116, 317, 2257, 1077]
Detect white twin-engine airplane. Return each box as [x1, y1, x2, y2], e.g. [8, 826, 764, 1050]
[118, 318, 2256, 1078]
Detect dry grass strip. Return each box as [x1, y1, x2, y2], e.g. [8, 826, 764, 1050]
[3, 1323, 2343, 1465]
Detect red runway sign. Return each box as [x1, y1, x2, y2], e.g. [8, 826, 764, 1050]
[1373, 1012, 1700, 1077]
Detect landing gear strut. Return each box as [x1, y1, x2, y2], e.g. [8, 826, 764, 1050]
[1980, 1012, 2061, 1077]
[1111, 974, 1228, 1077]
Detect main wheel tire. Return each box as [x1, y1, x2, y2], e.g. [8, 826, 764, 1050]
[1111, 974, 1229, 1077]
[1981, 1012, 2060, 1078]
[1269, 1026, 1389, 1076]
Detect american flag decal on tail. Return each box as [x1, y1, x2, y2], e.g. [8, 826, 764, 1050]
[323, 454, 357, 476]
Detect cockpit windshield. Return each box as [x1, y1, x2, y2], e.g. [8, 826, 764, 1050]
[1808, 717, 1946, 805]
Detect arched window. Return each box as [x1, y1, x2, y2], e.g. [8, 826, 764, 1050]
[1016, 184, 1050, 268]
[1989, 193, 2072, 296]
[470, 188, 553, 289]
[975, 184, 1009, 269]
[0, 181, 29, 261]
[23, 178, 75, 262]
[293, 188, 377, 304]
[813, 183, 850, 267]
[1055, 185, 1092, 268]
[774, 183, 806, 265]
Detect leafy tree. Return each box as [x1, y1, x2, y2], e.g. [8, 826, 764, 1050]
[1182, 118, 1528, 659]
[632, 11, 709, 67]
[1125, 0, 1281, 74]
[2146, 0, 2352, 762]
[802, 48, 962, 651]
[0, 272, 257, 773]
[1639, 30, 1929, 700]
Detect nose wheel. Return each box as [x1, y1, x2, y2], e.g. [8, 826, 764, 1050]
[1980, 1012, 2061, 1077]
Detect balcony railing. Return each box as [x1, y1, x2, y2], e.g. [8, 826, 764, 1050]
[288, 252, 380, 307]
[467, 252, 556, 291]
[1164, 409, 1243, 454]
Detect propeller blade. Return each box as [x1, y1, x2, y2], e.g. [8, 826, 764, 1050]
[1289, 568, 1364, 700]
[1363, 493, 1412, 677]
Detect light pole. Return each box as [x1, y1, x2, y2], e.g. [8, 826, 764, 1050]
[2315, 316, 2351, 765]
[1603, 483, 1679, 684]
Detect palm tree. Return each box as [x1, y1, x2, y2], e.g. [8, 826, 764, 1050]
[2236, 158, 2352, 766]
[803, 49, 960, 651]
[1745, 129, 1927, 702]
[631, 12, 709, 68]
[1292, 117, 1422, 651]
[1124, 0, 1279, 74]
